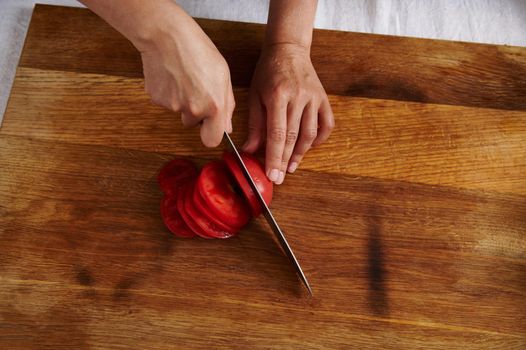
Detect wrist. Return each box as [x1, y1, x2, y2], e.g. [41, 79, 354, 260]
[264, 0, 316, 53]
[263, 40, 311, 51]
[263, 35, 312, 55]
[124, 1, 189, 52]
[260, 42, 311, 60]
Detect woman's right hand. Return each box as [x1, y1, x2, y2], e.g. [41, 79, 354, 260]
[134, 2, 235, 147]
[79, 0, 234, 147]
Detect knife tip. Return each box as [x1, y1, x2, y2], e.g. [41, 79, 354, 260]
[302, 278, 313, 296]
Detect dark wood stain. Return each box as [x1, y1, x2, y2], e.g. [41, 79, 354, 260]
[366, 205, 389, 316]
[346, 78, 428, 103]
[113, 277, 137, 301]
[0, 4, 525, 350]
[75, 266, 94, 286]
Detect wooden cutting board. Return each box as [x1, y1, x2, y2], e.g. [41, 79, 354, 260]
[1, 5, 525, 349]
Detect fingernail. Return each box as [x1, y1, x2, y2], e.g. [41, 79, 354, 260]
[276, 171, 285, 185]
[268, 169, 279, 182]
[288, 162, 298, 173]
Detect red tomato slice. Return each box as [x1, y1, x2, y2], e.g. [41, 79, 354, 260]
[160, 195, 196, 238]
[158, 158, 197, 196]
[197, 161, 251, 228]
[192, 185, 239, 232]
[222, 152, 273, 217]
[186, 184, 236, 239]
[177, 182, 213, 239]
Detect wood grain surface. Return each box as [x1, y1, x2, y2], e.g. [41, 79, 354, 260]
[1, 4, 525, 349]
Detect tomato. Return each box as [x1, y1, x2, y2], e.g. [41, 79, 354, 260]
[197, 161, 251, 229]
[158, 158, 197, 196]
[193, 186, 238, 233]
[186, 184, 236, 239]
[177, 182, 213, 239]
[160, 195, 196, 238]
[222, 152, 273, 217]
[158, 153, 274, 240]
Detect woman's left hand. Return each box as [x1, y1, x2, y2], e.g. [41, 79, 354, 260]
[243, 43, 334, 185]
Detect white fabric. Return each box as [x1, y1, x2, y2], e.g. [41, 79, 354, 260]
[1, 0, 525, 123]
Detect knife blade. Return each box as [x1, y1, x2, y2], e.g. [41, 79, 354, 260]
[223, 132, 312, 295]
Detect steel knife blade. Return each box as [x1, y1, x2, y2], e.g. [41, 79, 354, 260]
[223, 132, 312, 295]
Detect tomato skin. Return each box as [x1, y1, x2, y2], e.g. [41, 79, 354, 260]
[197, 161, 251, 229]
[160, 195, 196, 238]
[158, 159, 197, 196]
[177, 182, 213, 239]
[222, 152, 273, 217]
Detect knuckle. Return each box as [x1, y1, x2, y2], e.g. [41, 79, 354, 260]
[210, 94, 229, 115]
[169, 100, 181, 112]
[269, 84, 289, 100]
[303, 128, 318, 142]
[285, 130, 298, 145]
[208, 99, 220, 114]
[297, 87, 309, 99]
[187, 102, 202, 116]
[326, 119, 335, 131]
[269, 127, 287, 143]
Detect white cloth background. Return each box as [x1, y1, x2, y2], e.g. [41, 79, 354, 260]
[1, 0, 525, 123]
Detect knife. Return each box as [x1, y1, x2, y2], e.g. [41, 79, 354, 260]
[223, 132, 312, 295]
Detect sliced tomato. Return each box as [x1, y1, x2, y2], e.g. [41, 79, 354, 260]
[177, 182, 213, 239]
[197, 161, 251, 228]
[192, 185, 239, 232]
[186, 184, 236, 239]
[222, 152, 273, 217]
[160, 195, 196, 238]
[158, 158, 197, 196]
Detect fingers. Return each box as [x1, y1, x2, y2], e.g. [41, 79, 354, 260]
[242, 93, 265, 153]
[181, 86, 235, 148]
[180, 102, 229, 148]
[200, 106, 228, 148]
[180, 112, 201, 128]
[313, 97, 334, 147]
[288, 102, 318, 172]
[265, 101, 288, 184]
[279, 102, 303, 182]
[194, 90, 235, 148]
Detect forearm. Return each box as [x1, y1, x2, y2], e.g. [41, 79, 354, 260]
[265, 0, 318, 50]
[78, 0, 189, 51]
